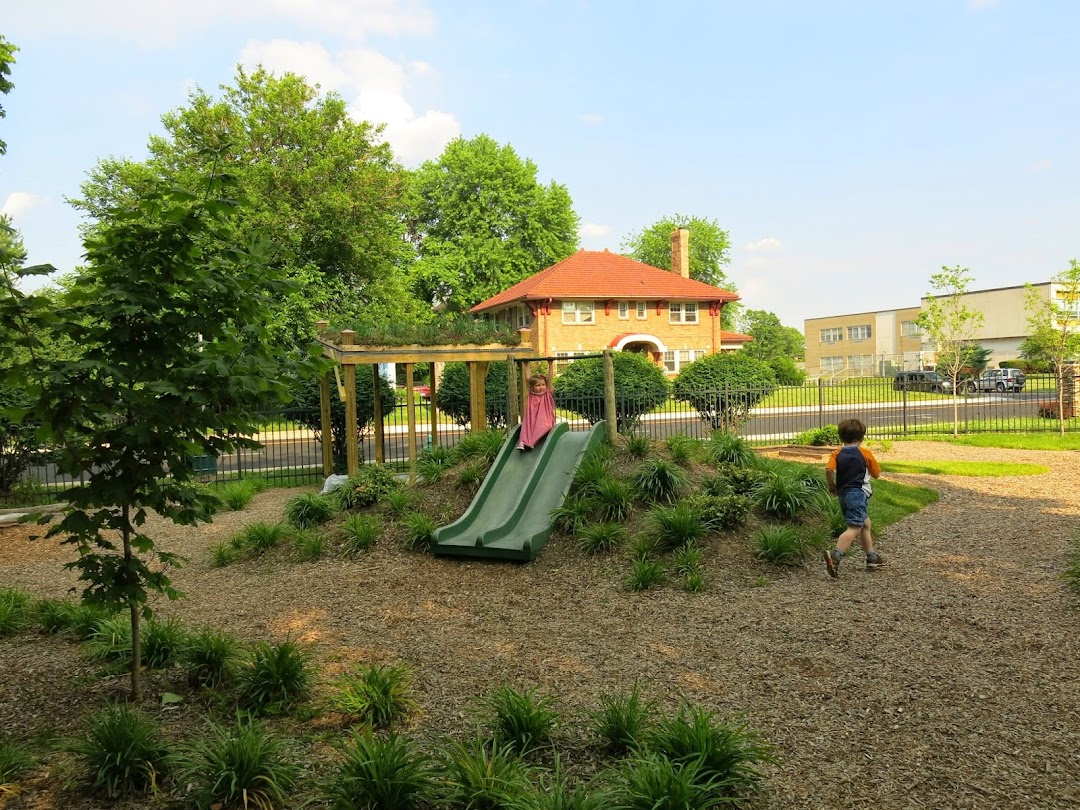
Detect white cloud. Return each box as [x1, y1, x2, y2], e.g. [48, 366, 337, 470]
[1, 192, 52, 220]
[1028, 159, 1052, 173]
[240, 40, 349, 90]
[577, 113, 604, 126]
[5, 0, 435, 47]
[580, 223, 614, 239]
[744, 237, 783, 252]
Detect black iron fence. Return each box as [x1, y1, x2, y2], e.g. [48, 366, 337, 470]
[2, 375, 1073, 507]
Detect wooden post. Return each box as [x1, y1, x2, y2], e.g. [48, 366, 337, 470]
[520, 360, 531, 417]
[405, 362, 417, 481]
[603, 348, 617, 446]
[372, 364, 385, 465]
[468, 361, 489, 431]
[429, 369, 439, 448]
[318, 370, 333, 476]
[341, 330, 359, 476]
[507, 356, 520, 425]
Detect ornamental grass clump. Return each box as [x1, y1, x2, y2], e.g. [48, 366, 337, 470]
[623, 433, 652, 459]
[0, 736, 36, 792]
[67, 602, 121, 641]
[84, 615, 133, 663]
[184, 626, 241, 688]
[753, 525, 807, 566]
[1065, 530, 1080, 594]
[73, 703, 170, 799]
[454, 429, 506, 464]
[633, 459, 688, 505]
[624, 560, 665, 592]
[648, 503, 706, 553]
[550, 495, 592, 537]
[34, 597, 77, 635]
[219, 479, 258, 511]
[706, 431, 756, 467]
[456, 461, 487, 489]
[664, 433, 698, 466]
[571, 450, 613, 498]
[0, 588, 32, 636]
[753, 470, 817, 521]
[231, 521, 291, 556]
[383, 489, 414, 518]
[440, 734, 531, 809]
[331, 662, 418, 728]
[672, 542, 705, 576]
[284, 492, 335, 529]
[293, 529, 326, 561]
[141, 616, 189, 669]
[178, 719, 297, 810]
[401, 512, 438, 552]
[590, 681, 654, 755]
[480, 685, 559, 753]
[238, 639, 312, 714]
[592, 477, 634, 522]
[417, 445, 455, 484]
[577, 523, 627, 555]
[341, 514, 381, 555]
[322, 728, 440, 810]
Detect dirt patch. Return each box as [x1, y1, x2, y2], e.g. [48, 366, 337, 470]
[1, 442, 1079, 808]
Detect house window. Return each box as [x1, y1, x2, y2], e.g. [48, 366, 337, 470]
[516, 306, 530, 328]
[636, 301, 647, 320]
[555, 351, 576, 373]
[820, 327, 843, 343]
[821, 356, 844, 372]
[663, 351, 677, 374]
[847, 324, 871, 340]
[618, 301, 629, 320]
[561, 301, 595, 325]
[669, 302, 698, 324]
[901, 320, 920, 337]
[662, 349, 705, 374]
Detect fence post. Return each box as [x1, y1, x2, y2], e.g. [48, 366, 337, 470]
[817, 378, 825, 430]
[603, 349, 617, 445]
[372, 364, 385, 465]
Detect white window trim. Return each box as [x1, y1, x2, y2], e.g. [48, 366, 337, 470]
[636, 301, 647, 320]
[618, 301, 630, 320]
[668, 302, 699, 324]
[820, 327, 843, 343]
[847, 324, 872, 340]
[561, 301, 595, 325]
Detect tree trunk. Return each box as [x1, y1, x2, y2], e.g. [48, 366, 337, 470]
[122, 503, 142, 701]
[1058, 369, 1066, 438]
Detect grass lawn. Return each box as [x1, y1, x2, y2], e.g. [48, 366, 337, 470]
[880, 460, 1049, 476]
[899, 431, 1080, 451]
[868, 478, 940, 532]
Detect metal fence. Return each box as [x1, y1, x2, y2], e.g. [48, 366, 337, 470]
[3, 375, 1073, 507]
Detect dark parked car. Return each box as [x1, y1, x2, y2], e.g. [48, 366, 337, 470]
[893, 371, 954, 393]
[963, 368, 1026, 393]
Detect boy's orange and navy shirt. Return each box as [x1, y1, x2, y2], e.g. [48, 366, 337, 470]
[826, 445, 881, 495]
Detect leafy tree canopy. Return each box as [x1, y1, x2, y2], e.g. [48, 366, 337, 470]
[406, 134, 580, 314]
[1024, 260, 1080, 435]
[673, 351, 777, 431]
[71, 67, 424, 344]
[552, 352, 670, 432]
[436, 361, 511, 429]
[738, 309, 805, 361]
[621, 213, 739, 330]
[0, 35, 16, 155]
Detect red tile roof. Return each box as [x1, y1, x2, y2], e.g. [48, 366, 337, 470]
[720, 331, 753, 343]
[471, 249, 740, 313]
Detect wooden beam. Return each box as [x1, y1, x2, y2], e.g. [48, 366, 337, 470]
[507, 356, 520, 425]
[372, 364, 385, 465]
[318, 370, 333, 476]
[603, 348, 617, 446]
[469, 361, 489, 431]
[343, 363, 359, 476]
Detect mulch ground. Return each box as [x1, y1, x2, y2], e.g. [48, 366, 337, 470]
[1, 440, 1078, 809]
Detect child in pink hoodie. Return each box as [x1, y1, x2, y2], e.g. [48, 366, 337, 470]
[518, 373, 555, 450]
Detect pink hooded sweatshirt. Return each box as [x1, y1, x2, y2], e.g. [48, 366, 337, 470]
[519, 387, 555, 449]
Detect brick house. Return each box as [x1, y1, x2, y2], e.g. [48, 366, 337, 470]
[471, 229, 750, 376]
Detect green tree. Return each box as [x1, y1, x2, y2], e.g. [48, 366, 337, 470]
[1024, 261, 1080, 435]
[72, 67, 424, 344]
[621, 214, 739, 329]
[934, 343, 992, 379]
[0, 35, 16, 155]
[738, 309, 804, 361]
[290, 370, 396, 470]
[552, 352, 670, 433]
[673, 352, 778, 431]
[0, 166, 321, 699]
[406, 135, 579, 313]
[436, 362, 511, 429]
[916, 266, 984, 436]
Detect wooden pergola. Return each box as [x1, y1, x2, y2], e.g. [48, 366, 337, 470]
[315, 322, 538, 477]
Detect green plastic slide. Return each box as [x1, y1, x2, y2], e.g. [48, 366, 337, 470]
[430, 421, 607, 561]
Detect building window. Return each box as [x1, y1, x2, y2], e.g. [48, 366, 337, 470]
[847, 354, 873, 372]
[618, 301, 629, 320]
[662, 348, 704, 374]
[669, 302, 698, 324]
[820, 327, 843, 343]
[900, 320, 920, 337]
[555, 351, 576, 373]
[847, 324, 871, 340]
[561, 301, 595, 325]
[516, 306, 530, 329]
[821, 356, 844, 372]
[663, 351, 677, 374]
[636, 301, 647, 320]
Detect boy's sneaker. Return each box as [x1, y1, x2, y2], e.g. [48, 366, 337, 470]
[865, 553, 888, 570]
[823, 549, 840, 579]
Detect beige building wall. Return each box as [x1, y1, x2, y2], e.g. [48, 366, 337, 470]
[804, 306, 922, 377]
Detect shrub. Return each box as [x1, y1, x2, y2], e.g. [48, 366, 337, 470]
[624, 560, 665, 592]
[402, 512, 438, 552]
[179, 719, 297, 810]
[592, 477, 634, 522]
[648, 504, 707, 552]
[232, 521, 291, 555]
[0, 386, 38, 499]
[417, 445, 455, 484]
[623, 433, 652, 459]
[289, 372, 395, 474]
[334, 465, 402, 510]
[341, 514, 381, 555]
[673, 353, 778, 431]
[1038, 400, 1077, 419]
[754, 471, 817, 520]
[323, 728, 439, 810]
[794, 425, 840, 446]
[437, 361, 511, 429]
[142, 616, 189, 669]
[768, 356, 805, 385]
[715, 463, 765, 495]
[700, 473, 731, 497]
[74, 703, 170, 798]
[185, 626, 241, 688]
[664, 433, 698, 466]
[553, 353, 671, 432]
[0, 587, 31, 636]
[330, 663, 418, 728]
[293, 529, 326, 561]
[284, 492, 335, 529]
[440, 734, 530, 810]
[706, 431, 756, 467]
[686, 494, 752, 532]
[644, 704, 772, 803]
[238, 639, 312, 714]
[577, 523, 627, 555]
[480, 684, 558, 753]
[454, 429, 506, 464]
[219, 479, 258, 511]
[753, 525, 807, 565]
[590, 682, 654, 755]
[633, 459, 688, 505]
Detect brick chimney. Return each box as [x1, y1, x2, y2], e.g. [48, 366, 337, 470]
[670, 228, 689, 278]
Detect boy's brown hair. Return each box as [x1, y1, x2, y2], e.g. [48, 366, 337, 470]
[837, 418, 867, 444]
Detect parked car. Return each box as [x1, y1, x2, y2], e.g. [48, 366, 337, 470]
[893, 371, 954, 393]
[963, 368, 1026, 393]
[414, 384, 432, 400]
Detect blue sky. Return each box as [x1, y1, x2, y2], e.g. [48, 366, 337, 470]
[2, 0, 1077, 330]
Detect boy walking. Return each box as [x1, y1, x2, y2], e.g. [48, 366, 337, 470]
[823, 418, 887, 578]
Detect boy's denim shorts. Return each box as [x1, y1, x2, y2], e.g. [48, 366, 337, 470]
[839, 488, 869, 527]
